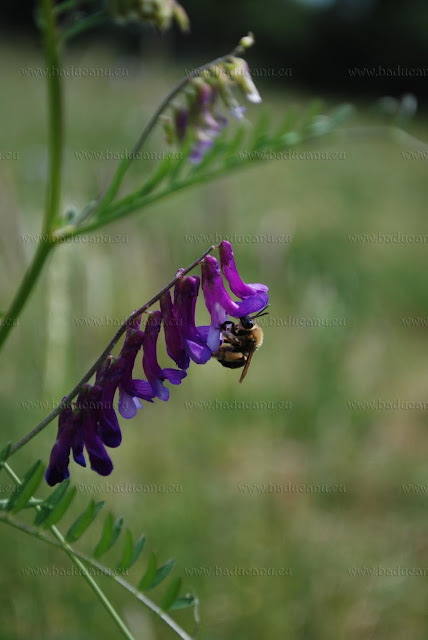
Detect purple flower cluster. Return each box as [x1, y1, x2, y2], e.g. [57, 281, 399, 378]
[46, 241, 268, 486]
[163, 56, 262, 163]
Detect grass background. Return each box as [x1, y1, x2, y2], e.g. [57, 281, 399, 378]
[1, 39, 428, 640]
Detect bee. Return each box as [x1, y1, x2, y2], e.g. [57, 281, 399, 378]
[212, 307, 268, 383]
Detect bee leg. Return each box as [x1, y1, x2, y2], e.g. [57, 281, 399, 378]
[225, 351, 246, 361]
[220, 330, 242, 346]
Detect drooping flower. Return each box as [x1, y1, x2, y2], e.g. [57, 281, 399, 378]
[80, 385, 114, 477]
[160, 289, 190, 370]
[201, 254, 269, 351]
[226, 57, 262, 104]
[97, 358, 124, 448]
[219, 240, 269, 307]
[116, 321, 155, 419]
[45, 402, 84, 486]
[45, 385, 115, 486]
[173, 275, 212, 364]
[143, 311, 187, 401]
[187, 80, 227, 164]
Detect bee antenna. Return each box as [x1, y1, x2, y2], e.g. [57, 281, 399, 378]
[253, 305, 269, 319]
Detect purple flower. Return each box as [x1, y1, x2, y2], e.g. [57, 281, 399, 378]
[96, 358, 124, 448]
[173, 275, 212, 364]
[174, 106, 188, 142]
[187, 81, 227, 164]
[201, 254, 269, 351]
[117, 327, 155, 419]
[45, 385, 114, 486]
[80, 385, 113, 477]
[219, 240, 269, 309]
[45, 403, 84, 486]
[143, 311, 187, 401]
[160, 289, 190, 370]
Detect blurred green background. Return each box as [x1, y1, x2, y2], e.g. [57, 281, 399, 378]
[1, 26, 428, 640]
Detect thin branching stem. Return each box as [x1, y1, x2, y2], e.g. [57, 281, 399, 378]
[76, 43, 245, 225]
[0, 510, 195, 640]
[0, 0, 63, 352]
[2, 462, 136, 640]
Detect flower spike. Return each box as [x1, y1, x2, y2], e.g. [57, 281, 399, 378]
[45, 241, 268, 485]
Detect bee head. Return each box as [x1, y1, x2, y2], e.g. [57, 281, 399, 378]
[239, 316, 255, 330]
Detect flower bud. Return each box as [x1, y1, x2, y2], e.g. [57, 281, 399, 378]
[239, 32, 255, 49]
[228, 57, 262, 104]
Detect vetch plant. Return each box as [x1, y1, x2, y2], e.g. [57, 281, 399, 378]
[0, 1, 356, 638]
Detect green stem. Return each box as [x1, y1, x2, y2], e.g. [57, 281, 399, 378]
[66, 158, 246, 237]
[2, 462, 136, 640]
[42, 0, 64, 234]
[0, 0, 63, 353]
[62, 10, 107, 41]
[0, 241, 54, 350]
[76, 43, 244, 226]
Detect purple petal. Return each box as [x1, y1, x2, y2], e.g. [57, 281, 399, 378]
[173, 276, 213, 362]
[236, 291, 269, 317]
[207, 302, 227, 352]
[82, 388, 114, 477]
[151, 378, 170, 402]
[132, 379, 155, 401]
[160, 290, 190, 370]
[99, 379, 122, 448]
[184, 338, 212, 364]
[118, 388, 138, 419]
[219, 240, 268, 299]
[143, 311, 173, 400]
[196, 325, 210, 340]
[45, 408, 82, 486]
[201, 255, 241, 316]
[175, 106, 188, 142]
[45, 464, 70, 487]
[161, 368, 187, 385]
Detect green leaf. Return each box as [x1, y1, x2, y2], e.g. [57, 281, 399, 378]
[168, 136, 194, 184]
[280, 131, 301, 148]
[251, 111, 271, 150]
[65, 500, 105, 543]
[146, 558, 176, 591]
[161, 576, 182, 611]
[138, 551, 157, 591]
[0, 442, 11, 465]
[299, 99, 325, 134]
[42, 486, 77, 528]
[168, 595, 196, 611]
[226, 124, 248, 159]
[277, 106, 299, 138]
[6, 460, 45, 514]
[329, 103, 355, 126]
[93, 513, 124, 558]
[34, 479, 70, 526]
[117, 529, 133, 571]
[117, 530, 146, 571]
[130, 534, 146, 568]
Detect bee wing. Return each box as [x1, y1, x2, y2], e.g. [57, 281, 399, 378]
[238, 345, 256, 383]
